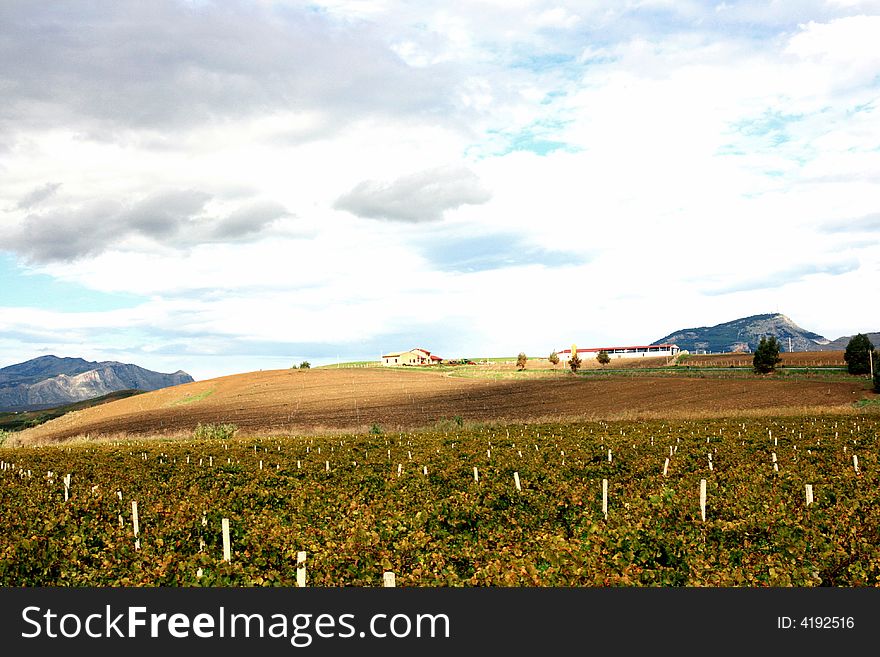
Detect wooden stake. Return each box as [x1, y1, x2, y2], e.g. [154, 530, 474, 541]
[699, 479, 707, 522]
[222, 518, 231, 562]
[383, 571, 396, 587]
[513, 471, 522, 491]
[132, 501, 140, 550]
[297, 551, 307, 587]
[853, 454, 860, 475]
[663, 458, 670, 477]
[602, 478, 608, 519]
[805, 484, 814, 506]
[473, 466, 479, 482]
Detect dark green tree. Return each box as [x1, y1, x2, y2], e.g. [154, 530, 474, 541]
[299, 361, 311, 369]
[753, 336, 782, 374]
[844, 334, 874, 375]
[873, 351, 880, 393]
[596, 350, 611, 366]
[516, 352, 528, 370]
[569, 352, 582, 372]
[548, 351, 560, 368]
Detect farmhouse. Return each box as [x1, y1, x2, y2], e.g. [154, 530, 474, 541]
[557, 344, 681, 361]
[380, 348, 443, 366]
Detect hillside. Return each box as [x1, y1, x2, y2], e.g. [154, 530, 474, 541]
[654, 313, 834, 353]
[12, 367, 871, 445]
[0, 355, 193, 411]
[0, 389, 144, 432]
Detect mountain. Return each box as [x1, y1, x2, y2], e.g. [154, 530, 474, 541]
[652, 313, 834, 354]
[0, 355, 193, 411]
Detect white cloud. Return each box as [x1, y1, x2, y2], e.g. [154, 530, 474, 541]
[1, 2, 878, 378]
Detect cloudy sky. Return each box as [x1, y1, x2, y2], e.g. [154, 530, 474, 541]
[1, 0, 879, 379]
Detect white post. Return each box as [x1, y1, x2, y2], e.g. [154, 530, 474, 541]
[473, 467, 479, 482]
[397, 463, 402, 477]
[132, 501, 140, 550]
[513, 471, 521, 491]
[63, 473, 71, 501]
[423, 465, 428, 475]
[699, 479, 707, 522]
[602, 479, 608, 519]
[663, 458, 670, 477]
[853, 454, 860, 475]
[805, 484, 814, 506]
[383, 571, 396, 587]
[297, 551, 307, 587]
[325, 460, 330, 472]
[607, 449, 612, 463]
[222, 518, 231, 562]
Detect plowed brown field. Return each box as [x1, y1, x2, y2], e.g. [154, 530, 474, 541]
[14, 367, 871, 444]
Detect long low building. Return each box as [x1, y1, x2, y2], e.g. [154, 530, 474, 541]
[557, 344, 681, 360]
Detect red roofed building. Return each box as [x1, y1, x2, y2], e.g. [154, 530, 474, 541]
[380, 348, 443, 366]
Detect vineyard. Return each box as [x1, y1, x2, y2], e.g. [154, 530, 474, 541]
[1, 416, 879, 586]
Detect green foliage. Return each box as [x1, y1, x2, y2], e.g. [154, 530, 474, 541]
[369, 423, 383, 435]
[753, 336, 782, 374]
[873, 352, 880, 393]
[0, 430, 9, 447]
[299, 361, 311, 370]
[569, 353, 581, 372]
[844, 334, 874, 375]
[2, 417, 879, 586]
[516, 353, 528, 371]
[454, 415, 463, 427]
[596, 350, 611, 366]
[192, 423, 237, 440]
[548, 351, 559, 367]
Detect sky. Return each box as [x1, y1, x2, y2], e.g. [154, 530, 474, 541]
[1, 0, 879, 380]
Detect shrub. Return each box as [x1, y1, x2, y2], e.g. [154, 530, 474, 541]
[596, 350, 611, 366]
[299, 361, 311, 370]
[548, 351, 559, 367]
[753, 336, 782, 374]
[0, 430, 9, 447]
[516, 353, 528, 371]
[844, 334, 874, 375]
[192, 423, 237, 440]
[569, 353, 582, 372]
[369, 423, 383, 435]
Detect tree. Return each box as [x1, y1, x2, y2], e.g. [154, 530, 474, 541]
[873, 351, 880, 393]
[753, 336, 782, 374]
[844, 334, 874, 375]
[596, 350, 611, 366]
[516, 352, 528, 371]
[569, 353, 582, 372]
[299, 361, 311, 369]
[548, 351, 560, 368]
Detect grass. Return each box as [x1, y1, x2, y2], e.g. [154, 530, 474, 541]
[170, 389, 215, 406]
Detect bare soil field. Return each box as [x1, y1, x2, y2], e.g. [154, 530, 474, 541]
[681, 351, 845, 368]
[13, 367, 872, 444]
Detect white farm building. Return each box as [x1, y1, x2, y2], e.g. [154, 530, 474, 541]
[557, 344, 681, 361]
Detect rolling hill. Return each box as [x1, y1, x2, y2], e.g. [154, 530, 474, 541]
[11, 366, 870, 445]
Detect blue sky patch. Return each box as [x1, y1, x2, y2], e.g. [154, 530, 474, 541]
[420, 233, 585, 273]
[0, 254, 146, 312]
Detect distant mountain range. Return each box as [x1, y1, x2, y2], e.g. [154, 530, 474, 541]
[653, 313, 879, 354]
[0, 355, 193, 412]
